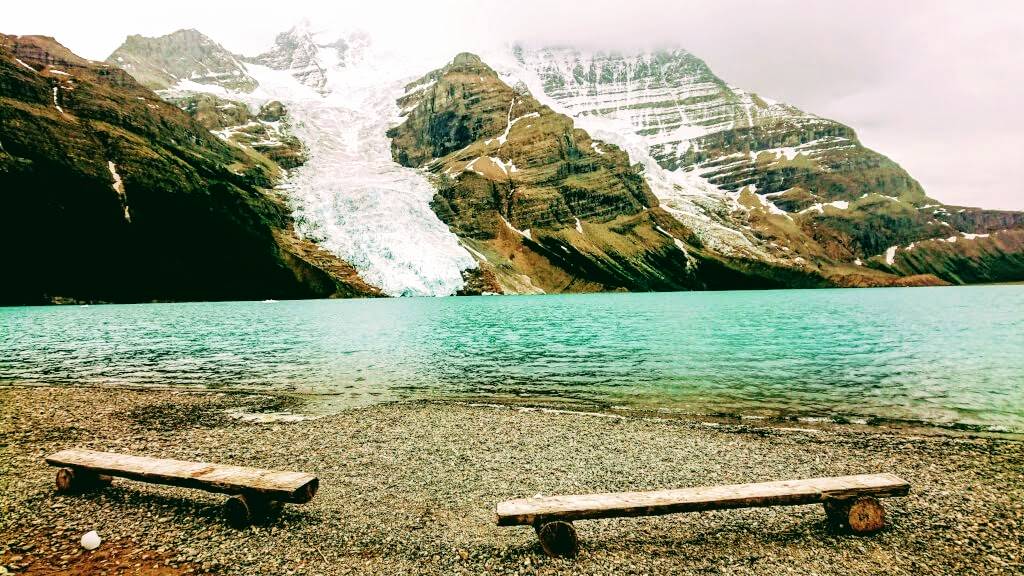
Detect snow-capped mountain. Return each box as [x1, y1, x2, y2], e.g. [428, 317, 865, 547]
[248, 24, 341, 93]
[96, 30, 1024, 296]
[505, 46, 1024, 278]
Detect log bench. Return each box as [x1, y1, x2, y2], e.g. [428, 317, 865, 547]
[496, 473, 910, 557]
[45, 449, 319, 528]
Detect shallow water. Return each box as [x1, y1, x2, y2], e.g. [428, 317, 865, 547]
[2, 286, 1023, 431]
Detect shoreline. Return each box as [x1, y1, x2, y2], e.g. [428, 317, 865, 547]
[3, 381, 1022, 441]
[4, 282, 1023, 308]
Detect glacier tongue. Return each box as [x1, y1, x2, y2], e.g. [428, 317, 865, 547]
[231, 41, 475, 296]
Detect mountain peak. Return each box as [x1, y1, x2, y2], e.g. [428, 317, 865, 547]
[108, 29, 255, 92]
[452, 52, 483, 66]
[250, 25, 349, 93]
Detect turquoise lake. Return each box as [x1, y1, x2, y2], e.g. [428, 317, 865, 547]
[2, 286, 1023, 431]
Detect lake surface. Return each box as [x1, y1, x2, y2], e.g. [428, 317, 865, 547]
[2, 287, 1023, 431]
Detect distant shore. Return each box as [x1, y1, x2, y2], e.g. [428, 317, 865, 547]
[2, 386, 1022, 575]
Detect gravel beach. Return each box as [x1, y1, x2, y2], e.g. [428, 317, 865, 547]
[1, 386, 1021, 575]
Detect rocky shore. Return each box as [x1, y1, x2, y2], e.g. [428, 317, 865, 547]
[1, 386, 1021, 575]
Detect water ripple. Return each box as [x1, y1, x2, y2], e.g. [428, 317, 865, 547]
[2, 287, 1023, 430]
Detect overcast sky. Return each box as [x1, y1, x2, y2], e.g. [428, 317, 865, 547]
[7, 0, 1023, 209]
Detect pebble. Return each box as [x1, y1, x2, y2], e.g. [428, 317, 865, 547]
[2, 387, 1022, 575]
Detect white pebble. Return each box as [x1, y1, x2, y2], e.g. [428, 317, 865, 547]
[80, 530, 101, 550]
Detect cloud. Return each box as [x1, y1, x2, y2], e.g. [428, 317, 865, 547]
[5, 0, 1022, 209]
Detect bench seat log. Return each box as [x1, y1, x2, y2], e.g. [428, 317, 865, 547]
[46, 449, 318, 504]
[496, 473, 909, 526]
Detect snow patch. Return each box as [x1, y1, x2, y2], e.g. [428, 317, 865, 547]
[107, 161, 130, 222]
[800, 200, 848, 215]
[464, 156, 484, 176]
[52, 87, 65, 115]
[884, 246, 898, 265]
[15, 58, 36, 72]
[755, 193, 791, 218]
[655, 225, 694, 264]
[497, 100, 540, 147]
[460, 241, 489, 263]
[500, 214, 532, 240]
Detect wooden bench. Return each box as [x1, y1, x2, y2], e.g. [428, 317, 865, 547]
[496, 473, 910, 557]
[46, 449, 319, 528]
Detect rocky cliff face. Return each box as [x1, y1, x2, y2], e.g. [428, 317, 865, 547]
[106, 29, 256, 92]
[107, 29, 309, 171]
[388, 54, 830, 293]
[867, 229, 1024, 284]
[512, 46, 1024, 286]
[165, 93, 307, 169]
[516, 47, 927, 202]
[0, 34, 379, 304]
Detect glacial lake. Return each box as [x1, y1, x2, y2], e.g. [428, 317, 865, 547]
[2, 286, 1023, 432]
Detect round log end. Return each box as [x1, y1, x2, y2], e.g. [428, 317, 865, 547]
[55, 467, 76, 493]
[224, 495, 252, 529]
[534, 521, 579, 558]
[848, 496, 886, 534]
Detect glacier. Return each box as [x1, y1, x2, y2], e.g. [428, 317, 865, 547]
[168, 30, 476, 297]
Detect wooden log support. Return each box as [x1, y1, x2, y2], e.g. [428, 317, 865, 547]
[497, 474, 909, 557]
[533, 521, 579, 558]
[224, 494, 253, 529]
[224, 494, 285, 528]
[847, 496, 886, 534]
[823, 496, 887, 533]
[823, 498, 852, 528]
[55, 467, 112, 493]
[46, 449, 318, 529]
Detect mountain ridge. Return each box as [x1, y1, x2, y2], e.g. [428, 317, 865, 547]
[4, 27, 1021, 302]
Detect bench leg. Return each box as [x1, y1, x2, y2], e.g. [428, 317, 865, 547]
[534, 520, 579, 558]
[55, 467, 112, 494]
[224, 494, 284, 528]
[824, 496, 886, 534]
[224, 495, 252, 528]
